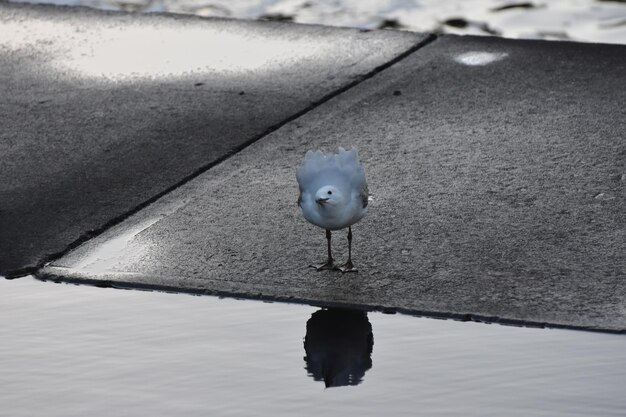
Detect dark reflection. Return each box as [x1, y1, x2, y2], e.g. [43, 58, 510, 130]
[303, 308, 373, 388]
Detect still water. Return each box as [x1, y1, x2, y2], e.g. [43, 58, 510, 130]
[1, 277, 625, 416]
[8, 0, 626, 44]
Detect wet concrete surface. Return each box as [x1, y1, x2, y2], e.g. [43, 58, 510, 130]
[41, 35, 626, 332]
[0, 2, 425, 276]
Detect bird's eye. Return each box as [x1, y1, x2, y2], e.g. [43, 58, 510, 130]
[327, 190, 332, 195]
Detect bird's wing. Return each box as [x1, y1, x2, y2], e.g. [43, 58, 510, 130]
[337, 148, 369, 208]
[296, 147, 368, 197]
[297, 149, 343, 192]
[296, 150, 322, 190]
[359, 182, 369, 208]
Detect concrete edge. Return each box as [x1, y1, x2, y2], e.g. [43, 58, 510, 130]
[1, 1, 420, 38]
[36, 267, 625, 335]
[5, 3, 624, 48]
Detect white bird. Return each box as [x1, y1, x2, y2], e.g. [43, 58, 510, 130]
[296, 147, 369, 273]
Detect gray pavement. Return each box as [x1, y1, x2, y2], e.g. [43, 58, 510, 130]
[40, 34, 626, 332]
[0, 3, 425, 276]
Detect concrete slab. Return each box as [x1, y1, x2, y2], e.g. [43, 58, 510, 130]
[41, 35, 626, 332]
[0, 3, 425, 276]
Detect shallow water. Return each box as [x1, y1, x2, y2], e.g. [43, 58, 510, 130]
[7, 0, 626, 44]
[1, 277, 625, 416]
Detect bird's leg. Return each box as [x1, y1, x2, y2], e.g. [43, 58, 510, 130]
[338, 226, 358, 273]
[310, 229, 336, 271]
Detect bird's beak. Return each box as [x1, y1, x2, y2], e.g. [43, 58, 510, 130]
[316, 197, 329, 205]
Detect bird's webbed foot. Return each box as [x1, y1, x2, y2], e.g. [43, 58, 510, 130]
[309, 258, 336, 271]
[336, 259, 358, 273]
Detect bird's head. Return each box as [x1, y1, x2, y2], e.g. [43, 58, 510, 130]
[315, 185, 343, 207]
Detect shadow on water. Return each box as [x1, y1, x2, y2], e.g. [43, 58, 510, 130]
[303, 308, 373, 388]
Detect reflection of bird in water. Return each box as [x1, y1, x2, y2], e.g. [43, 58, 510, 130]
[303, 308, 373, 388]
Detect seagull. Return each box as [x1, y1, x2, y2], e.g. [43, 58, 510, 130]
[296, 147, 368, 273]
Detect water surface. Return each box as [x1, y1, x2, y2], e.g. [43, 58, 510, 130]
[8, 0, 626, 44]
[1, 277, 625, 416]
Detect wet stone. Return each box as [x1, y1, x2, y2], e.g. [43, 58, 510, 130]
[0, 2, 424, 276]
[42, 36, 626, 332]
